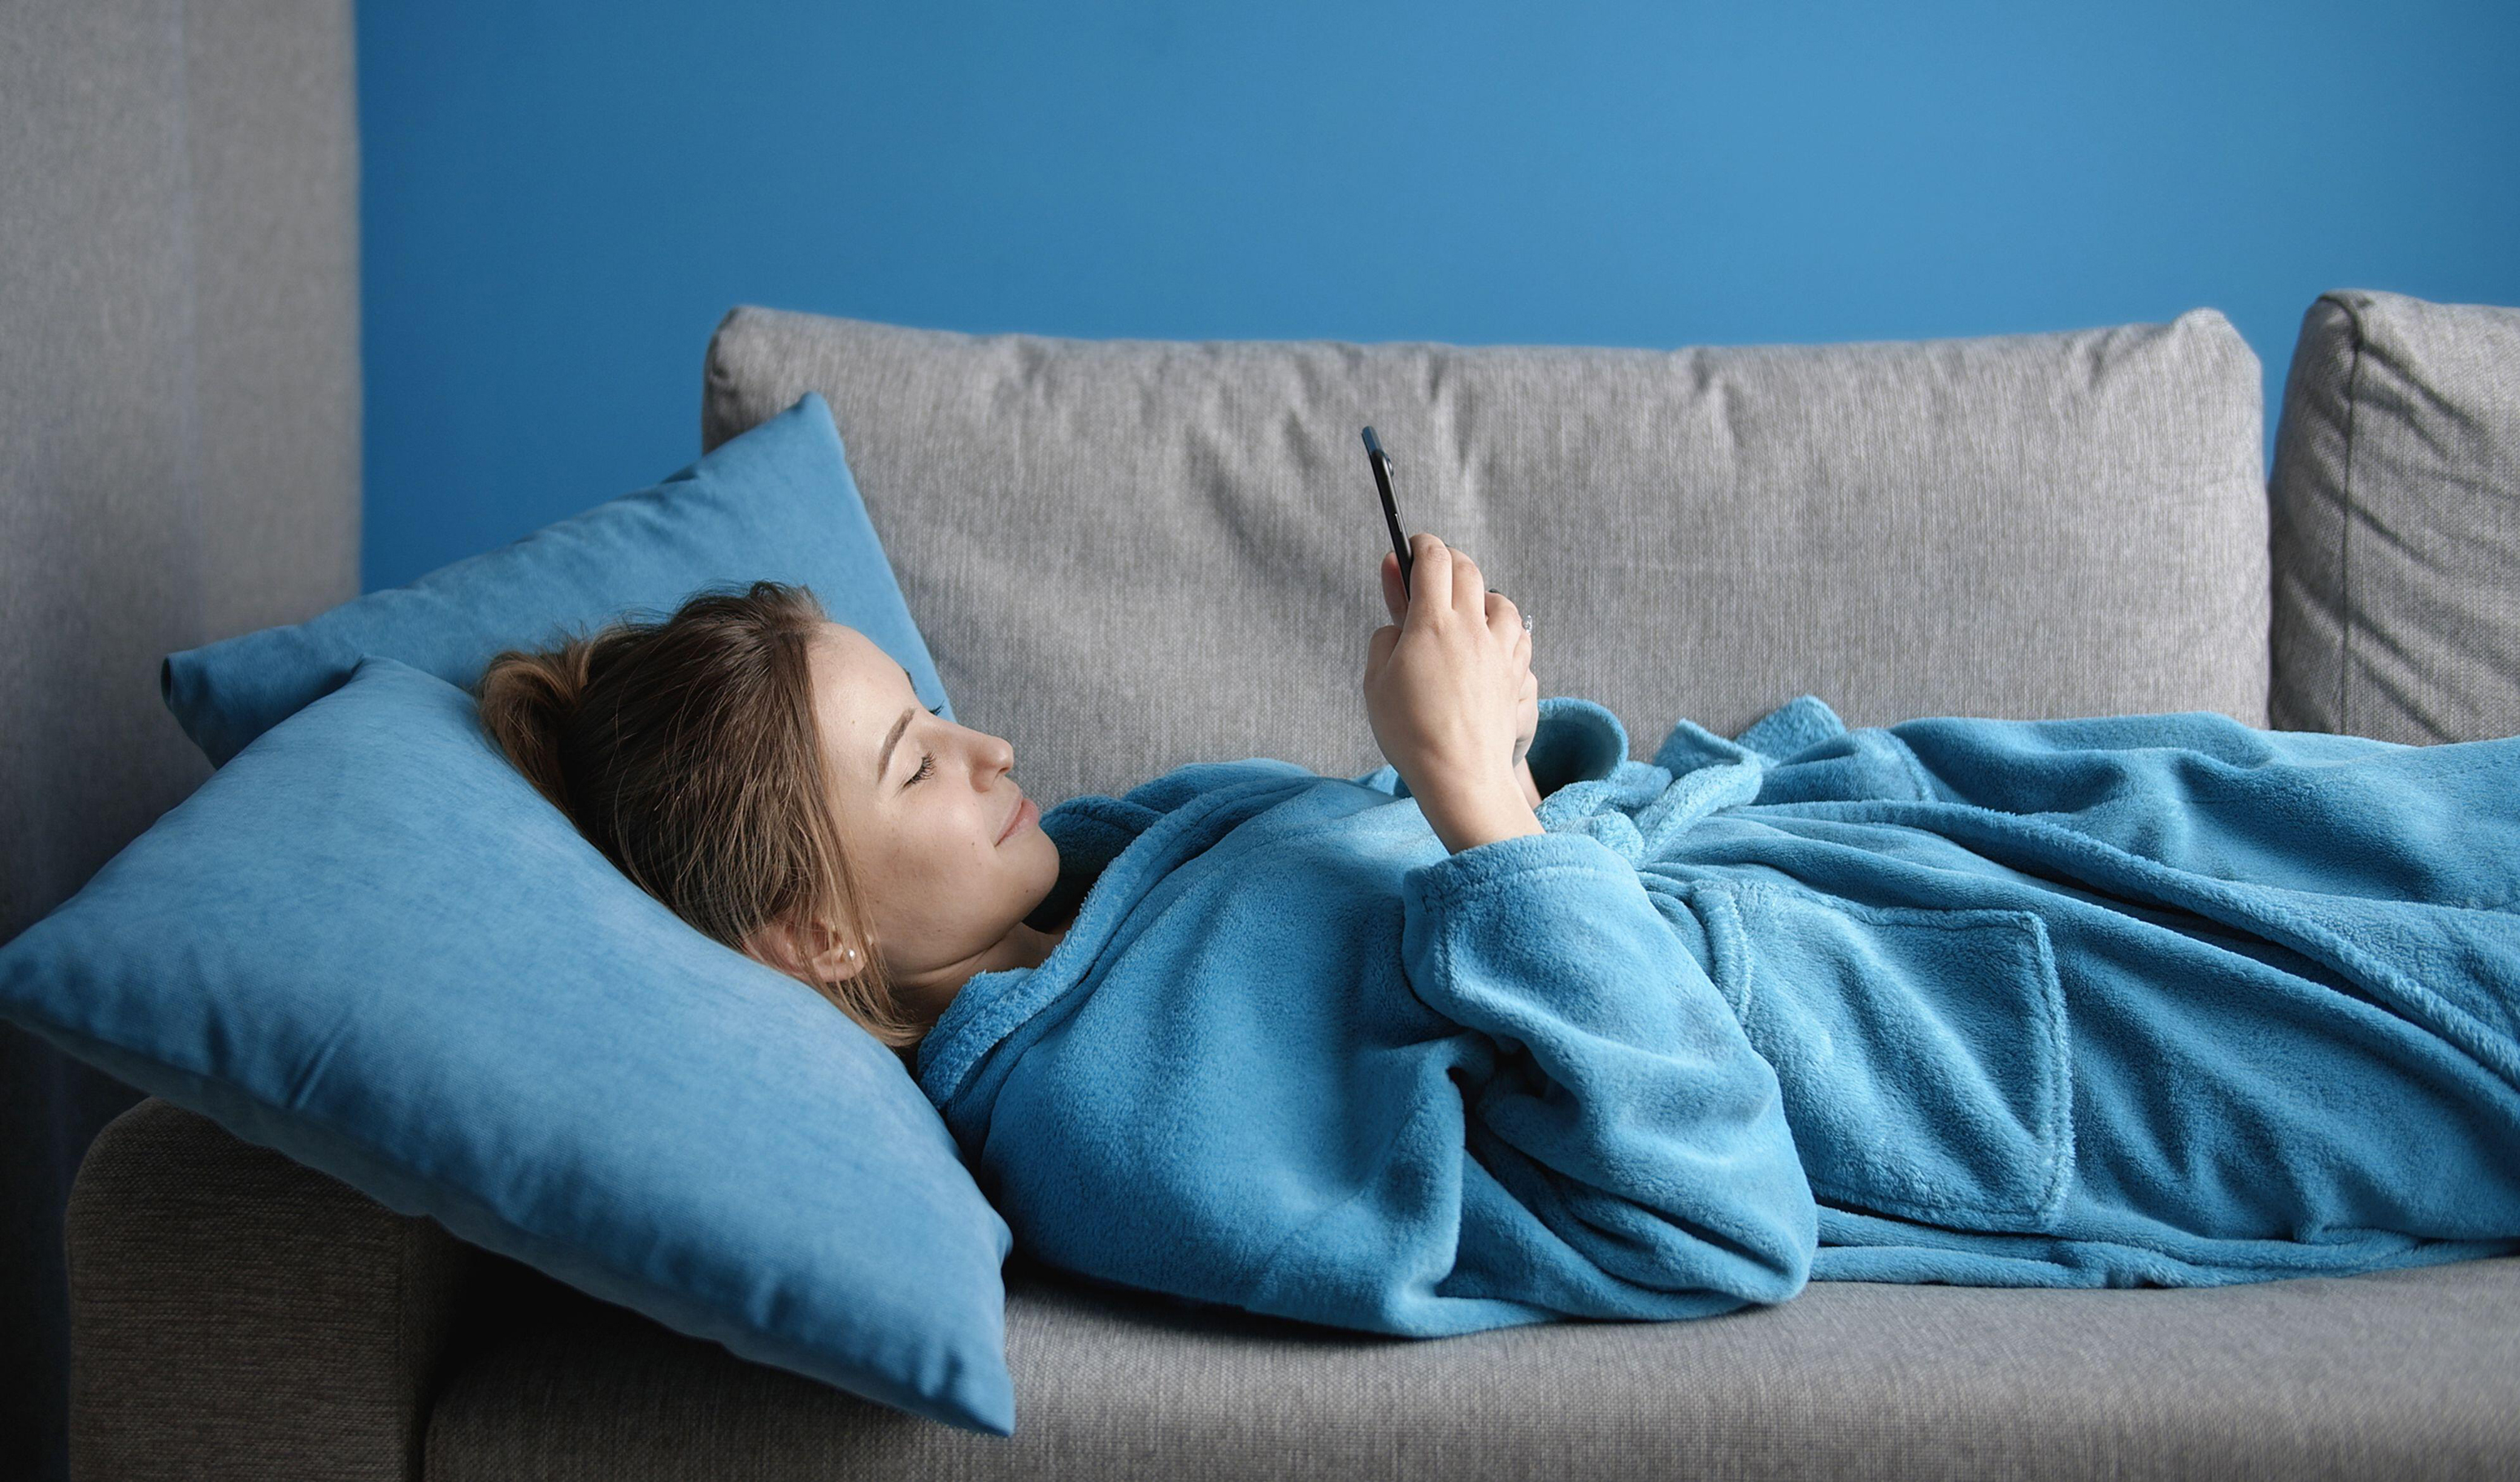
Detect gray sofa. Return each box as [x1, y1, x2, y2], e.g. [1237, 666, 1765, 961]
[70, 291, 2520, 1479]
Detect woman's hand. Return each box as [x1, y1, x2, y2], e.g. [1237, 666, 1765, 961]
[1366, 533, 1543, 850]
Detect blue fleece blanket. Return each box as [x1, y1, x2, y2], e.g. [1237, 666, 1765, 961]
[917, 697, 2520, 1336]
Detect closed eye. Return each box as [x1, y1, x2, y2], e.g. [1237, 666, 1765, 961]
[902, 705, 946, 787]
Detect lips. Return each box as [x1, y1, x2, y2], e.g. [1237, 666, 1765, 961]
[997, 794, 1036, 845]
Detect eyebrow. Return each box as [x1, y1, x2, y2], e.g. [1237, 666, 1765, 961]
[872, 662, 919, 784]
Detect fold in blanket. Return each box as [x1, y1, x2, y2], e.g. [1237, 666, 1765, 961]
[918, 697, 2520, 1335]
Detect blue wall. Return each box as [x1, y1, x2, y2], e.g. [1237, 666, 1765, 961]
[358, 1, 2520, 591]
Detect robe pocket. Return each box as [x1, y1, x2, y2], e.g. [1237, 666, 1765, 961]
[1697, 881, 2074, 1232]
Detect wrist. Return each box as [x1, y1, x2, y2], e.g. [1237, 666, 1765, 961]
[1419, 779, 1544, 854]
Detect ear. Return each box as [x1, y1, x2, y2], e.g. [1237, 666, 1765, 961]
[741, 914, 866, 984]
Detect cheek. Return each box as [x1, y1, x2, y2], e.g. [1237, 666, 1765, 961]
[866, 802, 1004, 898]
[904, 816, 993, 882]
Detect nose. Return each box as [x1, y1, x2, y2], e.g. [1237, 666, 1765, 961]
[972, 728, 1014, 780]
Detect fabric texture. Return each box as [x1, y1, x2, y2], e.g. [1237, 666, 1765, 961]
[420, 1249, 2520, 1482]
[0, 656, 1017, 1435]
[160, 392, 949, 767]
[68, 1100, 467, 1482]
[702, 306, 2270, 811]
[921, 696, 2520, 1335]
[2270, 289, 2520, 745]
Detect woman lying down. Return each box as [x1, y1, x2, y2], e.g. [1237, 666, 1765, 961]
[476, 532, 2520, 1335]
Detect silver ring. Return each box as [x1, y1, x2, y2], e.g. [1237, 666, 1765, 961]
[1521, 613, 1534, 632]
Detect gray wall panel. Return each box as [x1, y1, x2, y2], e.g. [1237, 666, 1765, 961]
[0, 0, 208, 939]
[0, 6, 360, 1480]
[185, 0, 361, 641]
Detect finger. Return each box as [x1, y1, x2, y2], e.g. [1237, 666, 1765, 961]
[1407, 532, 1451, 627]
[1484, 588, 1521, 641]
[1452, 547, 1486, 622]
[1379, 551, 1407, 624]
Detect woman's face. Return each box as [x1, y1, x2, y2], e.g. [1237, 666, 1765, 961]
[758, 622, 1062, 1021]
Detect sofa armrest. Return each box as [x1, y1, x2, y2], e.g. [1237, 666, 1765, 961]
[64, 1098, 471, 1482]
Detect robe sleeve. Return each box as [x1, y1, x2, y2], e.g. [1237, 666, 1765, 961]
[1242, 828, 1818, 1333]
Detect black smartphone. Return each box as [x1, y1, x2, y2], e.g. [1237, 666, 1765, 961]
[1362, 427, 1411, 598]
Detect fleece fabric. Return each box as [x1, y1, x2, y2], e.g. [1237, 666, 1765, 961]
[916, 696, 2520, 1336]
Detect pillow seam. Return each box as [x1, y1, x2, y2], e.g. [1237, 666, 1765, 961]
[2333, 294, 2367, 737]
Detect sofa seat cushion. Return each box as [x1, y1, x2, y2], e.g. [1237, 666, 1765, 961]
[425, 1253, 2520, 1482]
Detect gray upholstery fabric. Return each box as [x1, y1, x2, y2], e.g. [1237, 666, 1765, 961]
[2, 7, 359, 1481]
[428, 1249, 2520, 1481]
[2270, 289, 2520, 744]
[703, 307, 2270, 810]
[67, 1102, 470, 1482]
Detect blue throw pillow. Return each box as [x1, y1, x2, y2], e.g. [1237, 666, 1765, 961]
[161, 392, 951, 767]
[0, 655, 1016, 1434]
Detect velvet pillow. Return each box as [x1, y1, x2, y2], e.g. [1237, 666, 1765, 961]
[0, 655, 1017, 1433]
[162, 391, 950, 767]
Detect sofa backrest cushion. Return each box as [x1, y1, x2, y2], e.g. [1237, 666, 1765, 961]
[704, 309, 2269, 806]
[2270, 289, 2520, 744]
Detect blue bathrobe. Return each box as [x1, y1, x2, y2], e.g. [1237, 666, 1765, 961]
[916, 697, 2520, 1336]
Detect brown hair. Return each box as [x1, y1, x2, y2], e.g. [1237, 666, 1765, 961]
[473, 580, 924, 1050]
